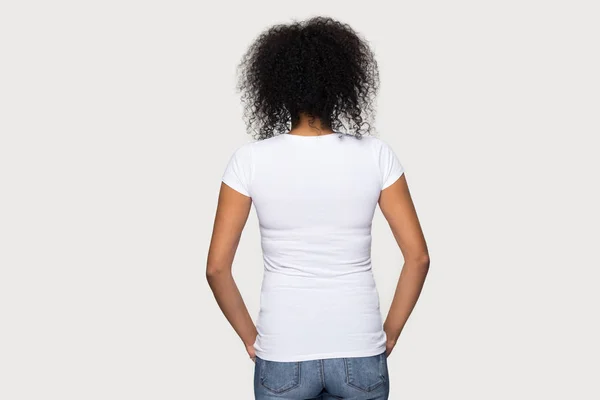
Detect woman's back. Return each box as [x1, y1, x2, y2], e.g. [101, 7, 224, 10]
[207, 16, 429, 399]
[222, 132, 405, 361]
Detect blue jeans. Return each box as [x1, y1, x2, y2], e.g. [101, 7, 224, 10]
[254, 351, 389, 399]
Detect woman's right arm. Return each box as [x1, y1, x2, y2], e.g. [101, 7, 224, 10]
[378, 173, 430, 357]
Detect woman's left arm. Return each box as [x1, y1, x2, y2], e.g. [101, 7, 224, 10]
[206, 182, 257, 360]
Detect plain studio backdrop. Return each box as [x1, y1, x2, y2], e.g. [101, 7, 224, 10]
[1, 1, 598, 399]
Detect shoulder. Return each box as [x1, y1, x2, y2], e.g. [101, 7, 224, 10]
[355, 135, 392, 160]
[362, 135, 402, 160]
[234, 134, 287, 157]
[360, 134, 392, 150]
[233, 139, 256, 152]
[227, 139, 256, 162]
[369, 135, 404, 188]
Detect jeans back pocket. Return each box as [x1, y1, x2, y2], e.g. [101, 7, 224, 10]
[258, 357, 301, 394]
[343, 352, 388, 392]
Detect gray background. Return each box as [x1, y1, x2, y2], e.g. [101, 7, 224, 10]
[1, 1, 598, 399]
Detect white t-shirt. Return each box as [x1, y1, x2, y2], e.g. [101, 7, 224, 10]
[221, 132, 405, 362]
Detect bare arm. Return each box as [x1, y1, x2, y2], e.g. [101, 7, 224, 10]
[206, 182, 257, 361]
[378, 174, 430, 356]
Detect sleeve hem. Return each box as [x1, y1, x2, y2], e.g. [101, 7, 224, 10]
[382, 169, 404, 191]
[222, 177, 251, 197]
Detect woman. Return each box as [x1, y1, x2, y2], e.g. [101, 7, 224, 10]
[206, 16, 429, 400]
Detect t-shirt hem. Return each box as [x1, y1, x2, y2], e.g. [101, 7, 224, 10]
[255, 345, 387, 362]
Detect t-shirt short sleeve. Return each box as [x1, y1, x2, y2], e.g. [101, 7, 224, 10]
[221, 143, 253, 197]
[377, 138, 405, 190]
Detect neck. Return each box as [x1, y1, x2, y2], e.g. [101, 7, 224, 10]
[289, 113, 334, 136]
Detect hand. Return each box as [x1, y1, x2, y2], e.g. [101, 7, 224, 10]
[246, 343, 256, 363]
[385, 338, 397, 358]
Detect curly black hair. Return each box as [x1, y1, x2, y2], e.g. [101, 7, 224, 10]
[236, 16, 379, 140]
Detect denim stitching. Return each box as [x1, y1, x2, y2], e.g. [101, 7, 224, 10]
[344, 356, 385, 393]
[380, 352, 387, 382]
[320, 359, 325, 387]
[260, 361, 301, 394]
